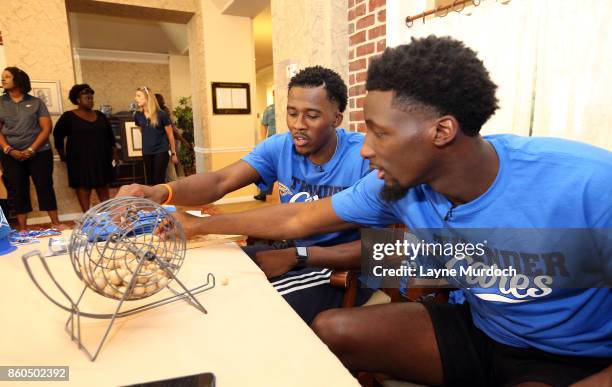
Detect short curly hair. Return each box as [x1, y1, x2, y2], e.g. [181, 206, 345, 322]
[366, 36, 499, 136]
[288, 66, 347, 112]
[68, 84, 95, 105]
[3, 67, 32, 94]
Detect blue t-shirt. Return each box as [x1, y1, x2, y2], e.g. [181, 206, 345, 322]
[134, 110, 171, 155]
[243, 128, 370, 247]
[332, 134, 612, 357]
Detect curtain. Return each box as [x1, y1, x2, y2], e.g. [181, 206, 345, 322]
[389, 0, 612, 149]
[390, 0, 542, 136]
[532, 0, 612, 149]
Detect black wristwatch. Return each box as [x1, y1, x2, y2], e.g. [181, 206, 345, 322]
[295, 246, 309, 269]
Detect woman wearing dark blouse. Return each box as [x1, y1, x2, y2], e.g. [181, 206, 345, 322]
[0, 67, 63, 230]
[133, 86, 177, 185]
[53, 84, 118, 212]
[154, 93, 193, 180]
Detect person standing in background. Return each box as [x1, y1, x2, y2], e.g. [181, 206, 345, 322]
[0, 67, 63, 230]
[133, 87, 177, 185]
[53, 84, 119, 212]
[254, 91, 276, 201]
[154, 93, 193, 181]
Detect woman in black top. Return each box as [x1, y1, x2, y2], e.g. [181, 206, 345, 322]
[53, 84, 119, 212]
[134, 86, 177, 185]
[0, 67, 62, 230]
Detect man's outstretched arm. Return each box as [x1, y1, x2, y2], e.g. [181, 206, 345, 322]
[117, 160, 261, 206]
[173, 196, 355, 241]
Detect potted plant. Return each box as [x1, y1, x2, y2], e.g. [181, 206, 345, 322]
[173, 97, 196, 176]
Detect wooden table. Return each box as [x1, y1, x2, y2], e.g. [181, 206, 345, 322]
[0, 233, 359, 386]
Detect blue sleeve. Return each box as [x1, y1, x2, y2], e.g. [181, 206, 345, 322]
[591, 193, 612, 286]
[331, 171, 400, 227]
[241, 135, 282, 189]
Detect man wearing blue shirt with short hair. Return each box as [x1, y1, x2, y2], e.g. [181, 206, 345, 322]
[119, 66, 374, 324]
[174, 36, 612, 386]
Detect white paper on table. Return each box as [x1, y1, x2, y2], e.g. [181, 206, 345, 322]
[185, 210, 211, 218]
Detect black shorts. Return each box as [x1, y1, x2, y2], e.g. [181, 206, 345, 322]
[0, 149, 57, 214]
[242, 241, 374, 324]
[423, 302, 611, 387]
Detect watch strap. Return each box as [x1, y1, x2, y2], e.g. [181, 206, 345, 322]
[295, 246, 308, 269]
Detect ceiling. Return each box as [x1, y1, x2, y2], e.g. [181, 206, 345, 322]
[252, 6, 272, 71]
[66, 0, 194, 23]
[212, 0, 269, 17]
[69, 1, 272, 72]
[69, 12, 189, 54]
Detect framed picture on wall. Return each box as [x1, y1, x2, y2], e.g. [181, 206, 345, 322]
[211, 82, 251, 114]
[30, 80, 63, 115]
[121, 121, 143, 161]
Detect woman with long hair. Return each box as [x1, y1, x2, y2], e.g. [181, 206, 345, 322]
[134, 87, 177, 185]
[0, 67, 63, 230]
[53, 84, 119, 212]
[154, 93, 193, 180]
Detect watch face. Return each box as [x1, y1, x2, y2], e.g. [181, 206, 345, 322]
[296, 246, 308, 257]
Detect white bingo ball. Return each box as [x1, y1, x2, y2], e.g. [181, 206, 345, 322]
[124, 274, 135, 286]
[94, 275, 107, 290]
[132, 286, 145, 297]
[103, 285, 115, 296]
[157, 277, 169, 289]
[108, 271, 122, 286]
[145, 283, 157, 294]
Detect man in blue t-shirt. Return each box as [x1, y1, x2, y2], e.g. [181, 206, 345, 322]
[173, 37, 612, 385]
[118, 66, 373, 323]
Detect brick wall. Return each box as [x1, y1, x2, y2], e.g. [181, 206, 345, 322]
[347, 0, 386, 132]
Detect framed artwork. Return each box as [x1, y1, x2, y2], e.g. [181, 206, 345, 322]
[211, 82, 251, 114]
[30, 80, 63, 115]
[121, 121, 142, 161]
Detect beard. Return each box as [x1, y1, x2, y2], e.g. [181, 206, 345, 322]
[380, 180, 410, 202]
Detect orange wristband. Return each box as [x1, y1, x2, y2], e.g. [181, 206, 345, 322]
[160, 183, 173, 205]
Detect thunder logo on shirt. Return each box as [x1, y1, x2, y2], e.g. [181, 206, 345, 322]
[280, 177, 349, 203]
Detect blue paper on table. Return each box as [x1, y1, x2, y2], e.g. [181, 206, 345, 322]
[81, 205, 176, 242]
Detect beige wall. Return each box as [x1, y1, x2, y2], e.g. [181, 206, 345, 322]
[188, 0, 257, 198]
[0, 0, 75, 115]
[1, 0, 261, 220]
[201, 0, 257, 150]
[0, 45, 6, 70]
[256, 65, 273, 115]
[80, 60, 172, 113]
[270, 0, 350, 132]
[168, 55, 191, 111]
[1, 0, 78, 220]
[186, 6, 209, 172]
[195, 0, 258, 198]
